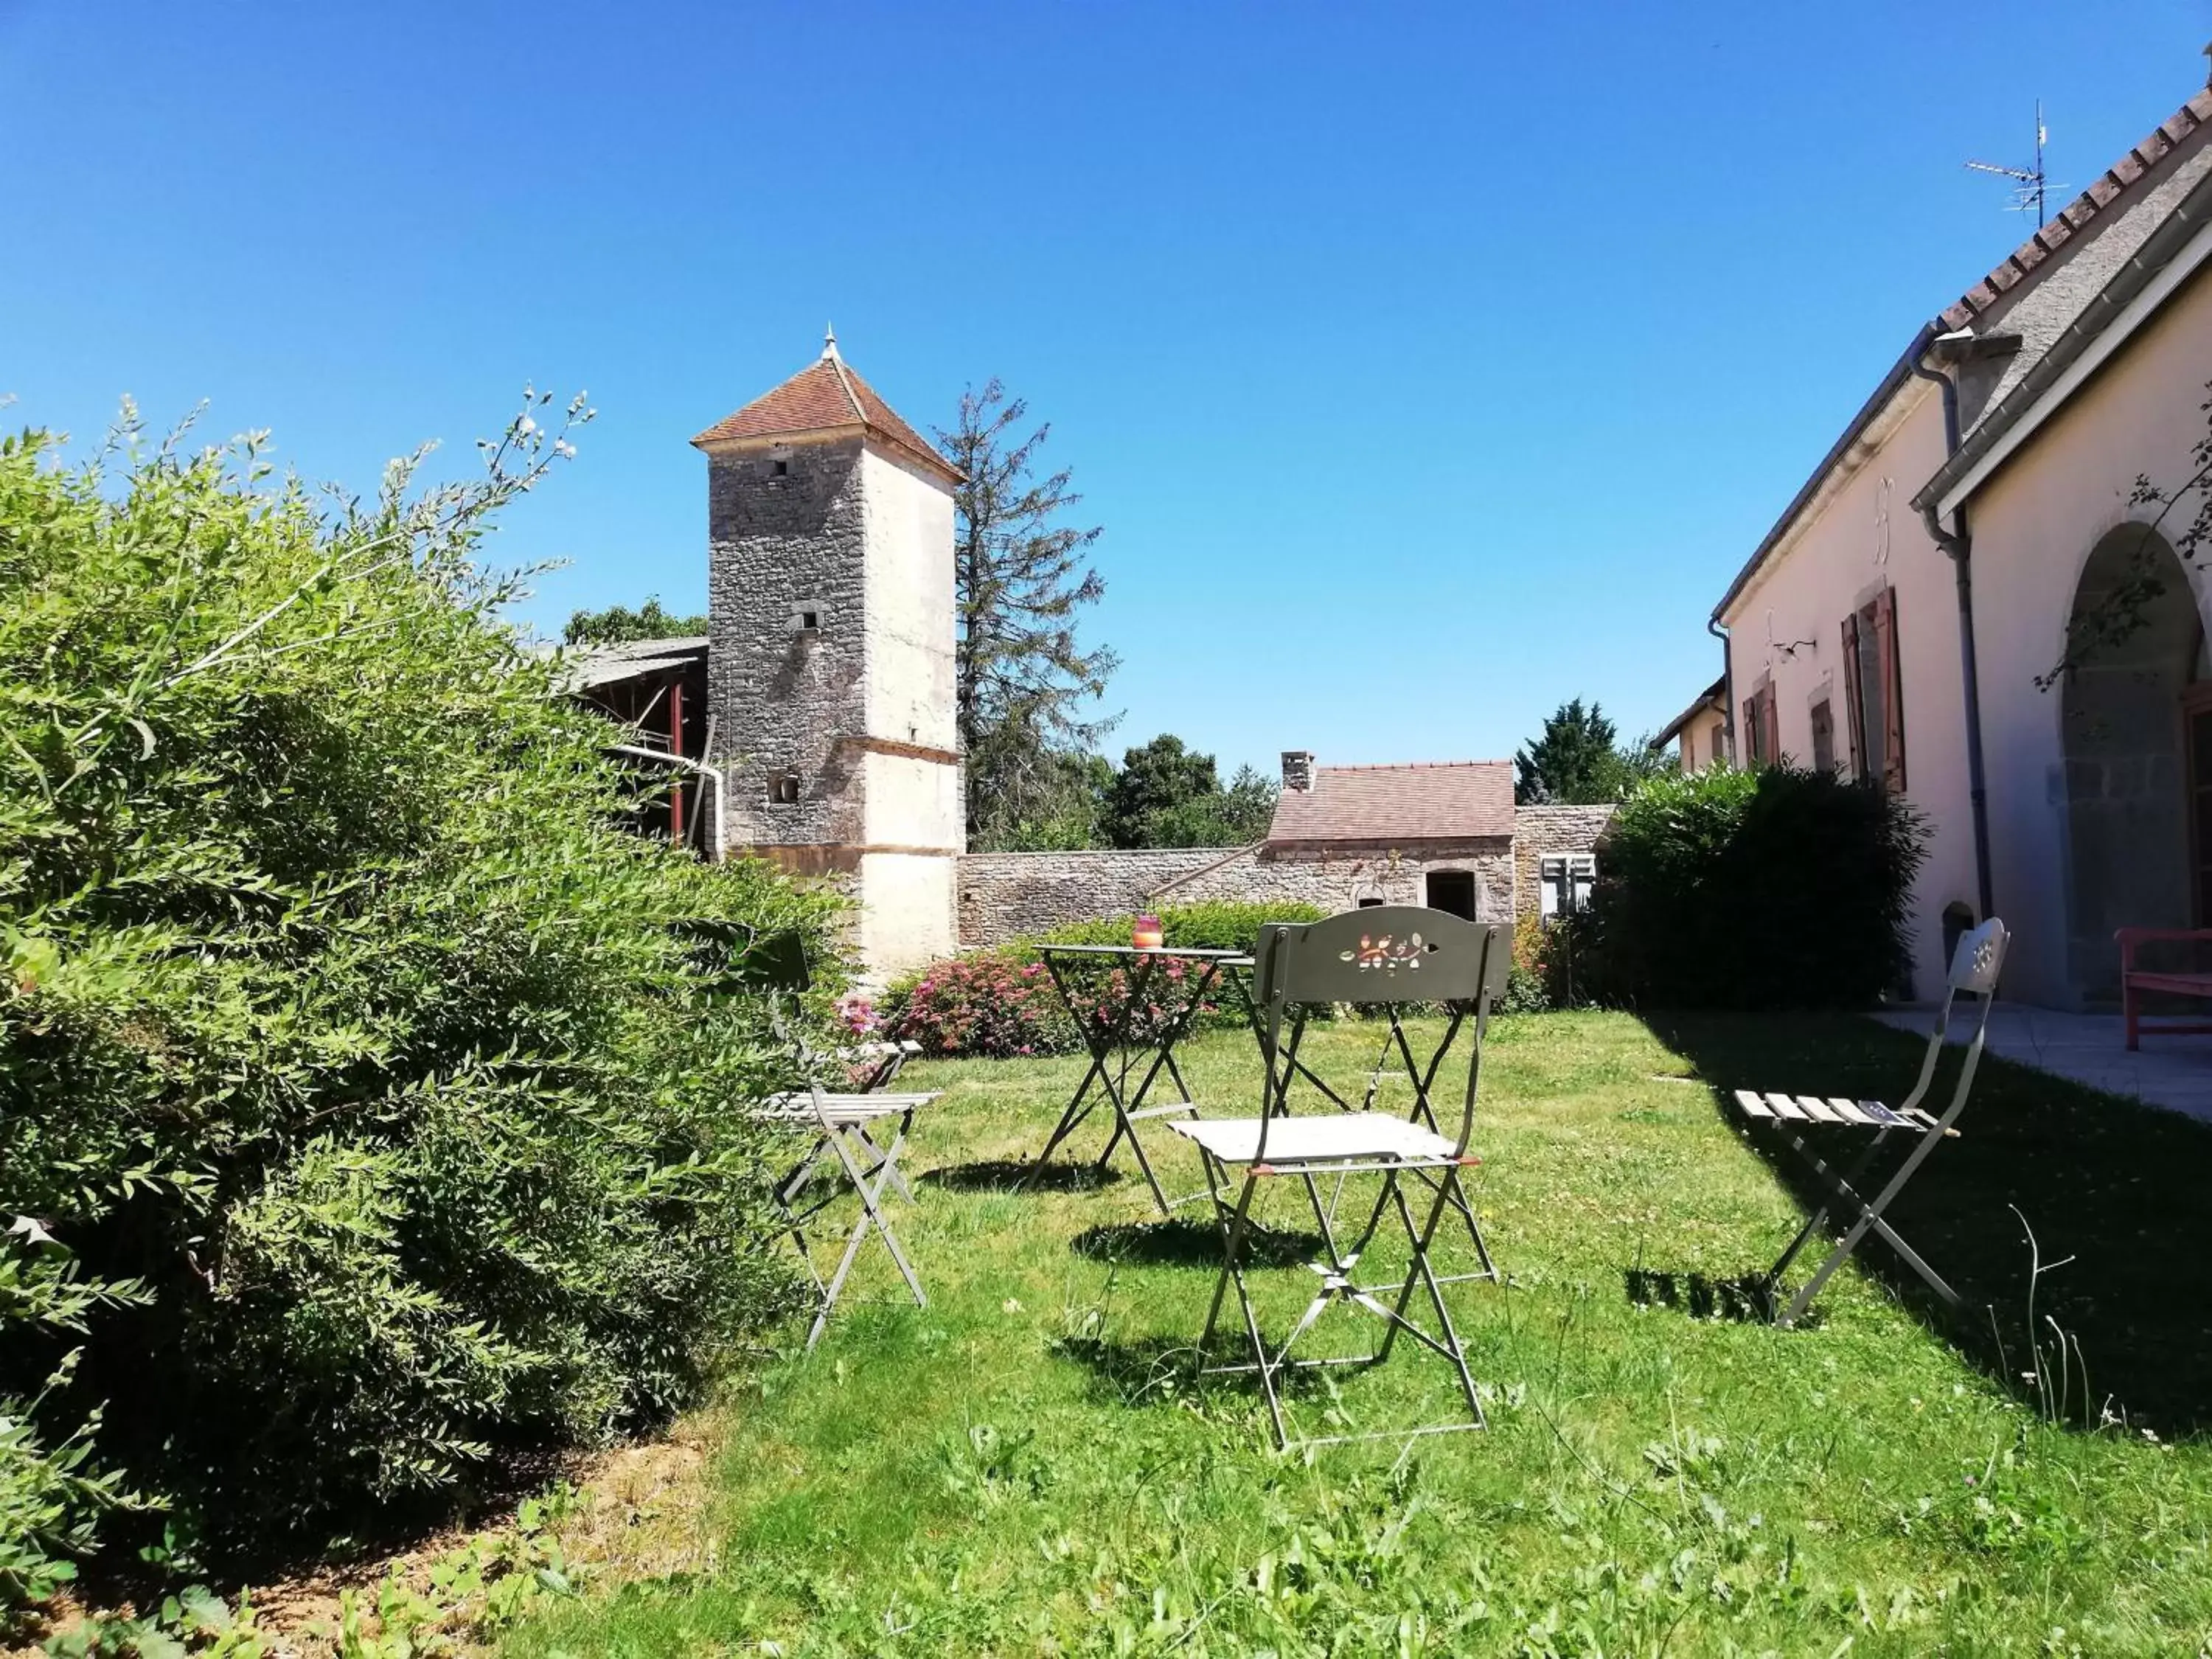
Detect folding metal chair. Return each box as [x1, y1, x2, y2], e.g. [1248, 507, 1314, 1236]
[1169, 907, 1512, 1450]
[739, 932, 940, 1350]
[1248, 921, 1498, 1285]
[1726, 917, 2008, 1328]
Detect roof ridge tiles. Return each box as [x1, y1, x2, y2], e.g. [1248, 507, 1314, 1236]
[1940, 87, 2212, 331]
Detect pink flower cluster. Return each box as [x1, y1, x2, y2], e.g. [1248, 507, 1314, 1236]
[886, 954, 1080, 1058]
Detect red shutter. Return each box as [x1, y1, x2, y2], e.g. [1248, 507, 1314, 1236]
[1875, 586, 1906, 793]
[1840, 610, 1867, 782]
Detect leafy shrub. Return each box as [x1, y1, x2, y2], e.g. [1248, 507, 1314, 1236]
[1497, 916, 1554, 1014]
[1584, 765, 1928, 1009]
[883, 956, 1078, 1058]
[0, 403, 837, 1598]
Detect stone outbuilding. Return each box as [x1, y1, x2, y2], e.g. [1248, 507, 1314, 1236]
[957, 751, 1612, 947]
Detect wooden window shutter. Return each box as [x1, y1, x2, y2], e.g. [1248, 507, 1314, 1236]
[1840, 610, 1867, 782]
[1741, 698, 1761, 763]
[1763, 684, 1781, 765]
[1875, 585, 1906, 792]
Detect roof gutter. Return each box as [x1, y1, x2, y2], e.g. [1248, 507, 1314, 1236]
[1710, 322, 1940, 626]
[1916, 163, 2212, 518]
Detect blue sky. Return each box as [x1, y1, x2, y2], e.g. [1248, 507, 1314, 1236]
[5, 1, 2206, 776]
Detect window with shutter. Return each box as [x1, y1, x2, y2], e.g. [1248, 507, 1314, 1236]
[1540, 855, 1596, 924]
[1840, 611, 1867, 779]
[1875, 585, 1906, 792]
[1844, 598, 1896, 788]
[1809, 698, 1835, 773]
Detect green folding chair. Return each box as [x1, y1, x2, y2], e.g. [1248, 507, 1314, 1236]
[1169, 907, 1512, 1450]
[737, 931, 940, 1350]
[1726, 917, 2008, 1326]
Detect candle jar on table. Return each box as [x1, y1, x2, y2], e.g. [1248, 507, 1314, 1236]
[1131, 914, 1164, 950]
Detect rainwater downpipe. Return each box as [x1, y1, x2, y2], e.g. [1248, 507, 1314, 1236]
[611, 743, 726, 861]
[1708, 616, 1733, 763]
[1909, 349, 1995, 922]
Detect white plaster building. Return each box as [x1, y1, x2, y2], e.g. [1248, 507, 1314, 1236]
[1697, 61, 2212, 1008]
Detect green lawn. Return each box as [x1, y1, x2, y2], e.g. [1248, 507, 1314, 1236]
[511, 1012, 2212, 1656]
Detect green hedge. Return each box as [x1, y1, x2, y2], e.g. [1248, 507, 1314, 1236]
[1031, 900, 1329, 955]
[0, 411, 835, 1604]
[1583, 766, 1928, 1009]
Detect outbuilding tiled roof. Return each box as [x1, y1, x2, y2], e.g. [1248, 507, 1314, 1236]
[690, 344, 961, 483]
[1940, 88, 2212, 330]
[1267, 761, 1514, 844]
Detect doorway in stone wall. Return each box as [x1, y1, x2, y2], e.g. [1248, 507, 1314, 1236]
[2060, 524, 2199, 1003]
[1425, 869, 1477, 920]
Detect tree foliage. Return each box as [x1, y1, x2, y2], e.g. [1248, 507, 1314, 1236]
[562, 594, 707, 647]
[1514, 700, 1669, 804]
[936, 380, 1118, 850]
[1101, 737, 1275, 849]
[0, 398, 834, 1599]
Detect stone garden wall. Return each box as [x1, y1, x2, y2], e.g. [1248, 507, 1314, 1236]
[1512, 804, 1617, 910]
[959, 838, 1526, 947]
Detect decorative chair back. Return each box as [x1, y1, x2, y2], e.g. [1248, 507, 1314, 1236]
[1251, 906, 1509, 1159]
[1893, 917, 2010, 1130]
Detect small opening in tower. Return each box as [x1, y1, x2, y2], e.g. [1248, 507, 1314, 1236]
[770, 773, 801, 805]
[770, 459, 788, 477]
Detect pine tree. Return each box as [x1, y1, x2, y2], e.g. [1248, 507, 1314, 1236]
[936, 381, 1118, 849]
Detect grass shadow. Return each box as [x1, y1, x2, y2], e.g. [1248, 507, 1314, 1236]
[1052, 1331, 1370, 1413]
[1623, 1265, 1797, 1326]
[919, 1158, 1124, 1194]
[1644, 1009, 2212, 1433]
[1070, 1217, 1325, 1269]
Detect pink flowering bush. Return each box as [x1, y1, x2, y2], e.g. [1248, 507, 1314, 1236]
[881, 954, 1081, 1058]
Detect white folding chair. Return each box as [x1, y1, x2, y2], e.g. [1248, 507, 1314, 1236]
[1726, 917, 2008, 1326]
[1169, 907, 1512, 1450]
[740, 932, 940, 1349]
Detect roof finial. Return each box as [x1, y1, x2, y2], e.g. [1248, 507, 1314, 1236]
[822, 322, 840, 361]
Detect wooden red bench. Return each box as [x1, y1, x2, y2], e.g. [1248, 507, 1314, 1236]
[2117, 928, 2212, 1050]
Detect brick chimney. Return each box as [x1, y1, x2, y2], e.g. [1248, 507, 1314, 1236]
[1281, 750, 1314, 792]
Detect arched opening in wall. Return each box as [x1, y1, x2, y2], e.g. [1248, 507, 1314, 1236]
[2059, 524, 2199, 1004]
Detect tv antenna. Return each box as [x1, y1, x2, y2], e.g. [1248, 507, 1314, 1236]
[1965, 101, 2053, 227]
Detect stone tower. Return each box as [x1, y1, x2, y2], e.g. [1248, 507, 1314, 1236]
[690, 332, 964, 978]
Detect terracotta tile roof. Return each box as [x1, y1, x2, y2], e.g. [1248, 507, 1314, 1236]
[1267, 761, 1514, 844]
[1940, 88, 2212, 330]
[691, 350, 961, 482]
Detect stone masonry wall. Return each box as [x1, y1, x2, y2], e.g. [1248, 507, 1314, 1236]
[1512, 805, 1616, 918]
[706, 437, 869, 848]
[958, 848, 1245, 945]
[958, 839, 1518, 948]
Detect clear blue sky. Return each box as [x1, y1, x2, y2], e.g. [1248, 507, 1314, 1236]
[5, 1, 2206, 775]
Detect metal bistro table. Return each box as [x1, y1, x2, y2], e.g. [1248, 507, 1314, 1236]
[1026, 944, 1253, 1214]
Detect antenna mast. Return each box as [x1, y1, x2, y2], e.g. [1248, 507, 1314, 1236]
[1966, 100, 2052, 227]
